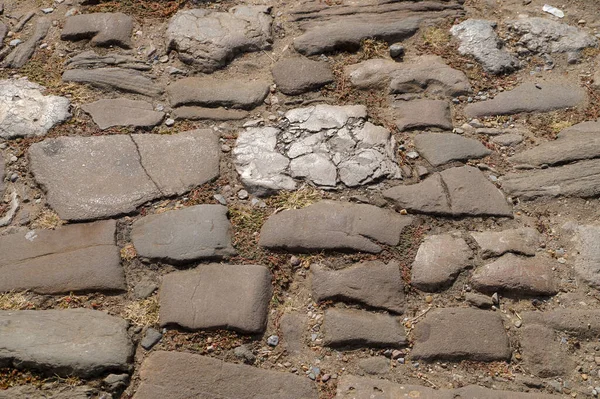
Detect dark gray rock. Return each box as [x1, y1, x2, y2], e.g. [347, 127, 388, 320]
[491, 133, 523, 146]
[394, 100, 452, 131]
[173, 106, 248, 121]
[465, 292, 493, 308]
[141, 328, 162, 350]
[414, 133, 491, 166]
[133, 277, 158, 299]
[62, 68, 163, 97]
[233, 345, 256, 364]
[61, 12, 133, 48]
[272, 57, 334, 95]
[471, 228, 541, 258]
[82, 98, 164, 129]
[3, 18, 50, 68]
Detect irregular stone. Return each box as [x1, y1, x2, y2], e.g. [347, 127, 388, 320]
[0, 385, 107, 399]
[411, 308, 511, 361]
[492, 133, 523, 146]
[62, 68, 163, 97]
[3, 18, 50, 68]
[166, 6, 272, 73]
[159, 264, 272, 333]
[65, 50, 151, 70]
[82, 98, 164, 129]
[132, 205, 235, 264]
[133, 277, 157, 299]
[259, 201, 413, 253]
[411, 234, 473, 291]
[450, 19, 519, 74]
[272, 58, 334, 95]
[357, 357, 389, 375]
[471, 227, 541, 258]
[383, 173, 450, 214]
[0, 220, 124, 294]
[393, 100, 452, 131]
[465, 292, 494, 308]
[322, 308, 406, 348]
[0, 78, 70, 139]
[465, 81, 586, 117]
[61, 12, 133, 48]
[521, 324, 571, 377]
[133, 351, 317, 399]
[0, 309, 132, 376]
[141, 328, 162, 350]
[414, 133, 490, 166]
[523, 309, 600, 337]
[311, 261, 405, 313]
[573, 225, 600, 289]
[502, 159, 600, 200]
[173, 106, 248, 121]
[168, 78, 269, 110]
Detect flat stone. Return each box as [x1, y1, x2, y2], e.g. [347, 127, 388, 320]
[62, 68, 163, 97]
[573, 225, 600, 289]
[159, 264, 272, 334]
[523, 309, 600, 338]
[0, 153, 4, 197]
[0, 78, 70, 139]
[383, 173, 450, 214]
[0, 385, 107, 399]
[166, 6, 272, 73]
[311, 261, 405, 313]
[3, 18, 50, 68]
[259, 201, 413, 254]
[272, 58, 334, 95]
[450, 19, 519, 74]
[411, 308, 511, 361]
[132, 205, 235, 264]
[411, 234, 473, 291]
[168, 77, 269, 110]
[465, 292, 494, 308]
[393, 100, 453, 131]
[357, 357, 389, 375]
[465, 81, 586, 117]
[0, 309, 132, 377]
[173, 106, 248, 121]
[65, 50, 151, 71]
[82, 98, 164, 129]
[141, 328, 162, 350]
[492, 133, 523, 146]
[133, 351, 317, 399]
[0, 220, 124, 294]
[322, 308, 406, 348]
[61, 12, 133, 48]
[414, 133, 491, 166]
[471, 227, 541, 258]
[521, 324, 571, 377]
[502, 159, 600, 200]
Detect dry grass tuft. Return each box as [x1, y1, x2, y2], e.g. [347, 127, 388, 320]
[422, 26, 451, 48]
[87, 0, 187, 18]
[31, 209, 64, 230]
[0, 292, 35, 310]
[120, 244, 137, 261]
[360, 38, 389, 59]
[123, 297, 160, 326]
[267, 186, 323, 212]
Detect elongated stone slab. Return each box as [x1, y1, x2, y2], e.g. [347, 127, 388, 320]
[82, 98, 164, 129]
[414, 133, 490, 166]
[61, 13, 133, 48]
[574, 225, 600, 289]
[471, 227, 541, 258]
[523, 309, 600, 338]
[63, 68, 163, 97]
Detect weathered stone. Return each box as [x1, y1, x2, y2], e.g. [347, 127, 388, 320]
[311, 261, 405, 313]
[0, 153, 4, 197]
[450, 19, 519, 74]
[0, 220, 124, 294]
[82, 98, 164, 129]
[414, 133, 490, 166]
[573, 225, 600, 289]
[502, 159, 600, 200]
[383, 173, 450, 214]
[465, 81, 586, 117]
[322, 308, 406, 348]
[259, 201, 413, 254]
[290, 153, 337, 187]
[0, 385, 107, 399]
[346, 56, 471, 97]
[62, 68, 163, 97]
[159, 264, 272, 334]
[0, 78, 70, 139]
[523, 309, 600, 338]
[173, 106, 248, 121]
[471, 254, 557, 296]
[168, 78, 269, 110]
[471, 227, 541, 258]
[465, 292, 494, 308]
[166, 6, 272, 73]
[65, 50, 151, 70]
[411, 308, 511, 361]
[133, 351, 318, 399]
[492, 133, 523, 146]
[3, 18, 50, 68]
[280, 312, 307, 355]
[272, 58, 334, 95]
[0, 309, 132, 376]
[411, 234, 473, 291]
[132, 205, 235, 264]
[393, 100, 453, 131]
[357, 357, 389, 375]
[521, 324, 571, 377]
[61, 12, 133, 48]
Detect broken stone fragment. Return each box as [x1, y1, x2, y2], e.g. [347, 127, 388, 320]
[61, 12, 134, 48]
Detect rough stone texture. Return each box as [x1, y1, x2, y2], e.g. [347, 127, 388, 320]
[465, 292, 493, 308]
[61, 12, 133, 48]
[384, 166, 512, 217]
[0, 309, 133, 377]
[133, 351, 318, 399]
[62, 68, 163, 97]
[0, 78, 70, 139]
[0, 153, 4, 197]
[492, 133, 523, 146]
[573, 225, 600, 289]
[357, 357, 389, 375]
[471, 254, 557, 296]
[82, 98, 164, 129]
[166, 6, 272, 73]
[414, 133, 491, 166]
[173, 106, 249, 121]
[131, 205, 235, 263]
[168, 78, 270, 110]
[280, 312, 307, 355]
[523, 309, 600, 338]
[346, 56, 471, 97]
[471, 228, 541, 258]
[411, 234, 473, 291]
[272, 58, 334, 95]
[393, 100, 453, 131]
[465, 81, 586, 117]
[411, 308, 511, 361]
[450, 19, 519, 74]
[311, 261, 405, 313]
[0, 220, 124, 294]
[159, 264, 272, 334]
[322, 308, 406, 348]
[3, 18, 50, 68]
[65, 50, 151, 71]
[521, 324, 572, 377]
[259, 201, 413, 254]
[502, 159, 600, 200]
[0, 385, 108, 399]
[29, 130, 219, 220]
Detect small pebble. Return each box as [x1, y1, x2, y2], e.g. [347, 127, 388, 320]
[237, 190, 249, 200]
[165, 118, 175, 127]
[9, 39, 22, 47]
[514, 320, 522, 328]
[221, 144, 231, 152]
[406, 151, 419, 159]
[213, 194, 227, 205]
[267, 335, 279, 346]
[41, 7, 54, 13]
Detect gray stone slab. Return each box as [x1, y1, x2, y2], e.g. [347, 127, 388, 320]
[414, 133, 490, 166]
[3, 18, 50, 69]
[159, 264, 272, 334]
[0, 152, 4, 197]
[61, 12, 133, 48]
[471, 227, 541, 258]
[383, 173, 450, 214]
[574, 225, 600, 289]
[173, 106, 249, 121]
[62, 68, 163, 97]
[394, 100, 453, 131]
[0, 385, 107, 399]
[0, 309, 133, 377]
[65, 50, 151, 71]
[523, 309, 600, 338]
[272, 57, 334, 95]
[82, 98, 164, 129]
[521, 324, 572, 378]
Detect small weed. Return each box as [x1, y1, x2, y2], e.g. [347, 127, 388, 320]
[122, 297, 160, 326]
[549, 120, 573, 134]
[31, 209, 63, 230]
[57, 293, 88, 309]
[0, 292, 35, 310]
[0, 368, 45, 390]
[120, 244, 137, 261]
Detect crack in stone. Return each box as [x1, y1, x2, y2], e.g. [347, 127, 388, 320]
[128, 135, 164, 196]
